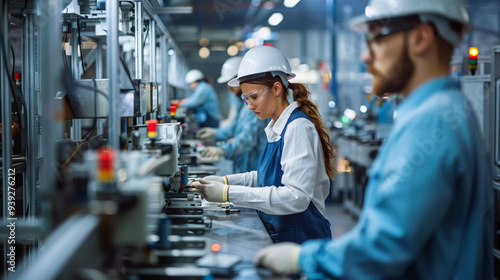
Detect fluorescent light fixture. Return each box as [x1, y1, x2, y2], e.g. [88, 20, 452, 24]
[227, 45, 239, 56]
[284, 0, 300, 8]
[199, 47, 210, 59]
[257, 26, 272, 39]
[244, 38, 257, 49]
[268, 13, 283, 26]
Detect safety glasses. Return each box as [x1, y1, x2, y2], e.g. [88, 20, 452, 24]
[365, 17, 421, 46]
[241, 84, 273, 105]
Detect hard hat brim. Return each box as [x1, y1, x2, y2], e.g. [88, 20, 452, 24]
[227, 77, 240, 87]
[350, 14, 371, 32]
[217, 75, 232, 84]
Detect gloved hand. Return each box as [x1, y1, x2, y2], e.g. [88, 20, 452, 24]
[201, 175, 225, 184]
[200, 146, 225, 158]
[255, 242, 301, 275]
[197, 127, 217, 139]
[191, 179, 229, 202]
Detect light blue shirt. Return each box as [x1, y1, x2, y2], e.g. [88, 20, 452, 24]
[299, 77, 493, 279]
[180, 81, 220, 123]
[217, 100, 268, 173]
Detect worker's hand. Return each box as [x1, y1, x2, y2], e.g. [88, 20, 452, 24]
[197, 127, 217, 139]
[191, 179, 228, 202]
[201, 176, 225, 184]
[255, 242, 301, 275]
[200, 146, 225, 158]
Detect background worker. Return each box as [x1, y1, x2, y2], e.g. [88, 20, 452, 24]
[197, 57, 268, 173]
[178, 69, 220, 128]
[192, 46, 335, 244]
[254, 0, 493, 278]
[219, 58, 244, 127]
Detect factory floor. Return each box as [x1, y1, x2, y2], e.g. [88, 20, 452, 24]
[325, 202, 358, 238]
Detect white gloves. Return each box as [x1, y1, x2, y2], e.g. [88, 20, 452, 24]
[255, 242, 301, 275]
[191, 179, 229, 202]
[200, 146, 225, 158]
[197, 127, 217, 139]
[201, 175, 225, 184]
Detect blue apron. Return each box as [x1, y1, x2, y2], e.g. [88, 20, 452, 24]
[257, 108, 332, 244]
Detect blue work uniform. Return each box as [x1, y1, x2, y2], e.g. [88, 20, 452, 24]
[180, 81, 220, 128]
[217, 100, 267, 173]
[298, 78, 493, 279]
[257, 108, 332, 244]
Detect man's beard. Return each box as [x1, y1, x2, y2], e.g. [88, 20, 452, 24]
[367, 36, 414, 97]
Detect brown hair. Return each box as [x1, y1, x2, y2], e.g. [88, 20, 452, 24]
[243, 75, 336, 179]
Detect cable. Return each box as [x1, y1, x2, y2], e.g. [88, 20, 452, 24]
[10, 43, 14, 78]
[61, 141, 86, 169]
[76, 18, 86, 74]
[119, 53, 137, 91]
[62, 9, 70, 73]
[81, 78, 98, 140]
[142, 23, 149, 49]
[0, 1, 27, 155]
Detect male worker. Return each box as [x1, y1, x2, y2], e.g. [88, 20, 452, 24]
[255, 0, 493, 278]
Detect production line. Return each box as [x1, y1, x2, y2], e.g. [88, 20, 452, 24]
[16, 121, 279, 279]
[1, 0, 500, 279]
[0, 0, 283, 278]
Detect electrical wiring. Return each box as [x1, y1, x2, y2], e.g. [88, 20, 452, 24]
[0, 1, 27, 155]
[76, 18, 86, 75]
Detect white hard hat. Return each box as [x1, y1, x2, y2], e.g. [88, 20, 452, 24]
[218, 57, 242, 84]
[185, 69, 204, 84]
[350, 0, 471, 46]
[227, 46, 296, 87]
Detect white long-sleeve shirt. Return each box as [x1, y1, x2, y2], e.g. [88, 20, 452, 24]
[226, 102, 330, 216]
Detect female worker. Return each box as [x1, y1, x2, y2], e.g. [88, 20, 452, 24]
[192, 46, 335, 244]
[197, 56, 268, 173]
[179, 69, 220, 128]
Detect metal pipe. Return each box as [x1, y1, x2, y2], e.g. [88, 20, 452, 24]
[96, 39, 104, 135]
[135, 1, 143, 80]
[326, 0, 338, 106]
[150, 20, 156, 82]
[160, 38, 169, 120]
[107, 0, 120, 150]
[38, 0, 65, 232]
[23, 13, 37, 221]
[71, 21, 81, 140]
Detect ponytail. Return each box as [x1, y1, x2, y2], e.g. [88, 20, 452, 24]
[289, 83, 336, 179]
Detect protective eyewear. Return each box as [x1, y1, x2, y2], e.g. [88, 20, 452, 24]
[241, 84, 273, 105]
[365, 17, 421, 45]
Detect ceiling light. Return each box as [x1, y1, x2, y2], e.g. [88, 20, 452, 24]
[235, 42, 244, 50]
[257, 27, 271, 39]
[227, 45, 239, 56]
[244, 38, 256, 49]
[199, 47, 210, 59]
[268, 13, 283, 26]
[263, 1, 274, 9]
[284, 0, 300, 8]
[199, 37, 210, 47]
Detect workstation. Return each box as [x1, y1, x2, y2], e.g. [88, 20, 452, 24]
[1, 0, 500, 279]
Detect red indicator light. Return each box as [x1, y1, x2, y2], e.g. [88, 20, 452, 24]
[469, 47, 478, 75]
[97, 147, 115, 182]
[211, 243, 221, 252]
[147, 119, 158, 138]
